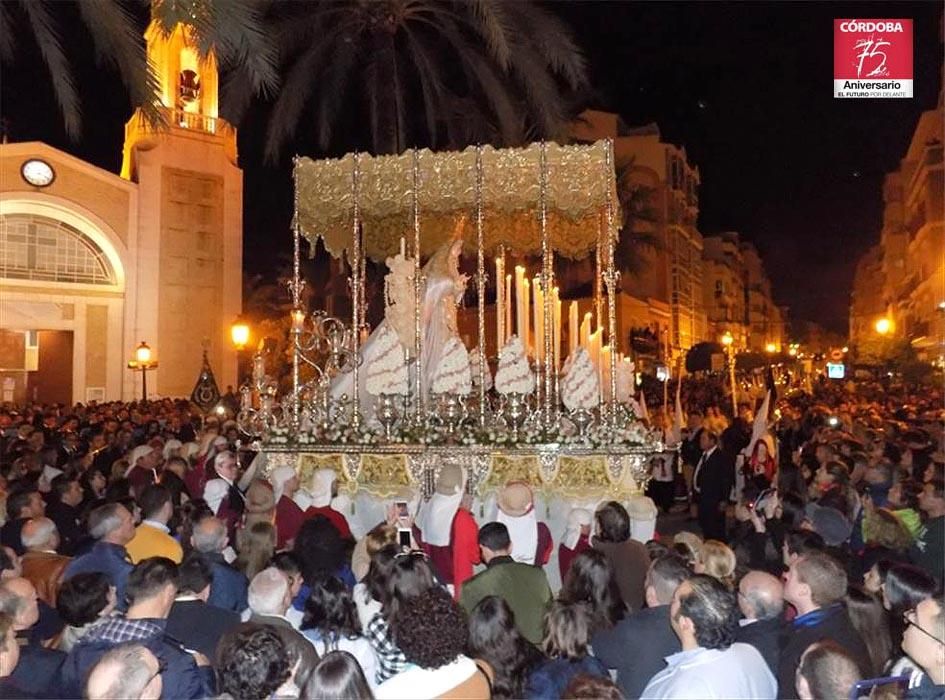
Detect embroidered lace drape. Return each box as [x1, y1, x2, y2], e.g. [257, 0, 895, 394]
[294, 141, 620, 262]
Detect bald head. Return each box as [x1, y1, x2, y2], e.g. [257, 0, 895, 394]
[738, 570, 784, 621]
[0, 577, 39, 630]
[86, 643, 162, 700]
[191, 517, 227, 554]
[21, 517, 58, 552]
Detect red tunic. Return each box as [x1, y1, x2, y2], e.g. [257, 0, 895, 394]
[303, 505, 353, 540]
[558, 533, 591, 583]
[419, 508, 480, 599]
[275, 496, 306, 549]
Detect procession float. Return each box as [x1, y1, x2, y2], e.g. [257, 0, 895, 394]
[236, 140, 667, 551]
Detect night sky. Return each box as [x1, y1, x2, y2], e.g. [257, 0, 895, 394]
[2, 1, 941, 335]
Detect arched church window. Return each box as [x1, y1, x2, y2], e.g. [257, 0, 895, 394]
[0, 214, 115, 285]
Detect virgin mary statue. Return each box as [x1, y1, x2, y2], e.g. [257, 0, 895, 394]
[330, 218, 468, 421]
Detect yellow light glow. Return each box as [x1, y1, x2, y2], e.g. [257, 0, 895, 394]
[721, 332, 734, 347]
[231, 317, 250, 350]
[875, 318, 893, 335]
[788, 348, 797, 357]
[765, 343, 777, 354]
[842, 346, 849, 353]
[134, 342, 152, 364]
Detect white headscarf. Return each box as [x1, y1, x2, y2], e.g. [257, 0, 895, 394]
[270, 466, 297, 503]
[496, 508, 538, 565]
[124, 445, 155, 477]
[561, 508, 592, 550]
[162, 439, 182, 461]
[309, 469, 336, 508]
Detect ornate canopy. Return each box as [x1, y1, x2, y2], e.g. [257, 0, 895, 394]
[294, 140, 619, 262]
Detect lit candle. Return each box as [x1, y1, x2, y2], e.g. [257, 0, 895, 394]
[400, 237, 406, 258]
[495, 255, 505, 350]
[569, 302, 579, 355]
[522, 278, 530, 355]
[580, 312, 592, 349]
[553, 287, 562, 370]
[505, 274, 512, 349]
[515, 266, 526, 345]
[601, 345, 612, 402]
[533, 277, 543, 363]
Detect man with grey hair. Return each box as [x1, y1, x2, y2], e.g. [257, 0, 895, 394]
[20, 517, 70, 608]
[85, 643, 162, 700]
[63, 503, 135, 607]
[248, 567, 318, 680]
[0, 577, 65, 696]
[735, 570, 784, 675]
[191, 516, 247, 612]
[593, 554, 693, 697]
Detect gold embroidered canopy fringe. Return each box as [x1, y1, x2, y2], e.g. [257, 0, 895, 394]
[293, 140, 620, 262]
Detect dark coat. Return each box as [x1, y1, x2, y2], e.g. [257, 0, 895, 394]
[592, 538, 649, 613]
[9, 644, 65, 699]
[591, 604, 680, 698]
[166, 598, 241, 658]
[777, 604, 871, 698]
[203, 552, 249, 613]
[735, 616, 782, 677]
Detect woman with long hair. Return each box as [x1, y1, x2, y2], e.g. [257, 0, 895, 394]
[558, 550, 624, 633]
[303, 651, 374, 700]
[882, 562, 937, 670]
[236, 521, 276, 582]
[294, 515, 356, 588]
[301, 575, 379, 687]
[844, 585, 893, 677]
[693, 539, 737, 590]
[376, 586, 492, 699]
[467, 596, 544, 699]
[527, 602, 610, 698]
[354, 544, 399, 631]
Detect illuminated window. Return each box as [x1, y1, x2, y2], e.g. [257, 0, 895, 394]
[0, 214, 115, 285]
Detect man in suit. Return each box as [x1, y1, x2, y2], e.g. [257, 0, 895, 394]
[0, 577, 66, 697]
[592, 554, 693, 698]
[459, 522, 553, 645]
[19, 517, 71, 608]
[735, 569, 784, 676]
[693, 429, 733, 540]
[46, 475, 86, 556]
[778, 552, 870, 698]
[190, 517, 248, 613]
[166, 554, 240, 658]
[0, 488, 46, 555]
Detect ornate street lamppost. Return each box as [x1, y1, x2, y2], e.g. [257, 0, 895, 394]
[230, 316, 251, 385]
[127, 341, 158, 402]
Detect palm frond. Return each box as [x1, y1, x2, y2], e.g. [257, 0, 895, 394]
[402, 25, 446, 148]
[503, 2, 588, 90]
[264, 37, 337, 161]
[465, 0, 513, 72]
[315, 38, 359, 150]
[75, 0, 165, 131]
[0, 3, 16, 63]
[20, 0, 81, 139]
[507, 37, 567, 136]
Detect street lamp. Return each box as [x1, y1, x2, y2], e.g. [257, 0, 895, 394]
[127, 341, 158, 402]
[875, 318, 893, 335]
[765, 342, 777, 354]
[721, 331, 737, 416]
[230, 316, 250, 351]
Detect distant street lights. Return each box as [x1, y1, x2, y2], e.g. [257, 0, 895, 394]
[875, 317, 893, 335]
[127, 341, 158, 402]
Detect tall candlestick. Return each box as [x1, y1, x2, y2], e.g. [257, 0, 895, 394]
[515, 266, 526, 345]
[495, 254, 505, 351]
[522, 278, 530, 355]
[533, 276, 544, 363]
[580, 312, 592, 349]
[553, 287, 562, 370]
[505, 274, 512, 349]
[569, 302, 579, 355]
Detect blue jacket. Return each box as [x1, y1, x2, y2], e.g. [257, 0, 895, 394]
[63, 542, 133, 608]
[527, 655, 610, 700]
[204, 552, 249, 613]
[61, 617, 215, 699]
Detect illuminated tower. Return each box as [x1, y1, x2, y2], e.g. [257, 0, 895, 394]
[121, 20, 242, 398]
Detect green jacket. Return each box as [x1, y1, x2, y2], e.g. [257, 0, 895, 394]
[459, 556, 553, 645]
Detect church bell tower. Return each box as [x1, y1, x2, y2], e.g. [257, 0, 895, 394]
[120, 20, 242, 400]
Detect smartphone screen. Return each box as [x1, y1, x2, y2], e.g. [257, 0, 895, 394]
[398, 529, 411, 548]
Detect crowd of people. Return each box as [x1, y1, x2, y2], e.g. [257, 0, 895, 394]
[0, 381, 941, 699]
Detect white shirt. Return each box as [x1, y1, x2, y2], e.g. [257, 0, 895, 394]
[641, 643, 776, 699]
[375, 656, 479, 700]
[692, 446, 718, 494]
[303, 630, 380, 688]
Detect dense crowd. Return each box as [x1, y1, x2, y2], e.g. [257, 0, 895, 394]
[0, 384, 941, 699]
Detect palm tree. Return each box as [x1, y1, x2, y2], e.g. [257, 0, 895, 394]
[0, 0, 277, 139]
[615, 162, 660, 280]
[229, 0, 588, 160]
